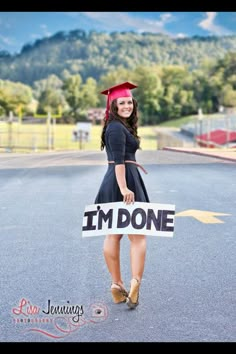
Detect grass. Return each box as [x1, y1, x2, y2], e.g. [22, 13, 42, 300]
[158, 115, 196, 128]
[0, 122, 157, 152]
[158, 113, 225, 128]
[0, 113, 224, 153]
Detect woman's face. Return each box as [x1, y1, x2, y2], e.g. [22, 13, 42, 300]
[116, 97, 134, 119]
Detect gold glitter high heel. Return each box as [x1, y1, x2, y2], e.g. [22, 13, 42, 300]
[126, 278, 140, 309]
[111, 283, 128, 304]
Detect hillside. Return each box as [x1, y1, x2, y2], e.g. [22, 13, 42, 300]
[1, 30, 236, 86]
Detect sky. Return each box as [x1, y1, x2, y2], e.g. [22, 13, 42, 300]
[0, 12, 236, 54]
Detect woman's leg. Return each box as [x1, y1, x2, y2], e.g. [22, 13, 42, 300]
[126, 234, 146, 308]
[127, 234, 146, 282]
[103, 234, 123, 284]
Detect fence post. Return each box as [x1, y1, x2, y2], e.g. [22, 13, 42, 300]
[78, 130, 83, 150]
[194, 116, 198, 147]
[7, 111, 13, 152]
[207, 118, 211, 148]
[225, 113, 230, 148]
[52, 116, 56, 150]
[47, 112, 52, 151]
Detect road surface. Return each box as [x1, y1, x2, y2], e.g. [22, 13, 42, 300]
[0, 150, 235, 342]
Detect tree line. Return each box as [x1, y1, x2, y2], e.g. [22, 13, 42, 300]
[1, 52, 236, 125]
[1, 30, 236, 86]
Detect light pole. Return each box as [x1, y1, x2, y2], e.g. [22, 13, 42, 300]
[198, 108, 203, 147]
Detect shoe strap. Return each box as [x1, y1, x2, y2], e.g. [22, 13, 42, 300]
[131, 278, 140, 284]
[111, 282, 125, 290]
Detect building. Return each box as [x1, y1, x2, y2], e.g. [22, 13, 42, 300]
[87, 108, 105, 124]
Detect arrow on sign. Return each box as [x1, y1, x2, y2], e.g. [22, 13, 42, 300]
[175, 209, 230, 224]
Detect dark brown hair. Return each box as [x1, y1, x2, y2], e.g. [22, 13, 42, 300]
[100, 98, 140, 150]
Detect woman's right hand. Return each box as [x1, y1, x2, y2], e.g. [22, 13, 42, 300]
[120, 187, 135, 204]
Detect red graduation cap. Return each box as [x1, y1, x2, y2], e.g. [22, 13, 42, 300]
[101, 81, 138, 120]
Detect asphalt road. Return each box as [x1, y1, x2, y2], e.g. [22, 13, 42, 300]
[0, 150, 235, 342]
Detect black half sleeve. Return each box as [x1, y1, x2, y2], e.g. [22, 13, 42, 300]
[107, 123, 126, 165]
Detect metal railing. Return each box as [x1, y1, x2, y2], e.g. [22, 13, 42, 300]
[181, 111, 236, 148]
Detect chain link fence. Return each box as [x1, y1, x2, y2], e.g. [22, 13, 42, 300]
[181, 111, 236, 148]
[0, 116, 54, 152]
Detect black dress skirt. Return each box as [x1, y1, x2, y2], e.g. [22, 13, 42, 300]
[94, 120, 150, 204]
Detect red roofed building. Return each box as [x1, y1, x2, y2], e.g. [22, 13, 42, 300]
[196, 129, 236, 148]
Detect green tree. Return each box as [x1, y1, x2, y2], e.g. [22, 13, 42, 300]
[62, 74, 82, 117]
[133, 65, 164, 124]
[79, 77, 99, 110]
[37, 89, 66, 114]
[0, 80, 32, 115]
[220, 84, 236, 107]
[34, 74, 68, 114]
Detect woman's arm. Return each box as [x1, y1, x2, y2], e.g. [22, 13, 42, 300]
[115, 164, 134, 204]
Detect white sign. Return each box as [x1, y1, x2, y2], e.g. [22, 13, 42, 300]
[72, 122, 92, 142]
[76, 122, 91, 133]
[82, 202, 175, 238]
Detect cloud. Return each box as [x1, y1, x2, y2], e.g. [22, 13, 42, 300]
[40, 24, 52, 37]
[176, 33, 188, 38]
[198, 12, 232, 35]
[30, 24, 52, 40]
[30, 33, 41, 39]
[0, 17, 11, 29]
[67, 12, 174, 35]
[138, 13, 174, 33]
[0, 34, 15, 46]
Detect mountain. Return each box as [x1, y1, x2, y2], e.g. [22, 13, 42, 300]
[1, 30, 236, 86]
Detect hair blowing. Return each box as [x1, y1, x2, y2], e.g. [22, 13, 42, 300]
[100, 98, 140, 150]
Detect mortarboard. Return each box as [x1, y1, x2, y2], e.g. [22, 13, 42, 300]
[101, 81, 138, 120]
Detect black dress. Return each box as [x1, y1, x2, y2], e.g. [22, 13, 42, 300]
[94, 120, 150, 204]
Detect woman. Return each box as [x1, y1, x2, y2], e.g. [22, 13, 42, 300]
[94, 82, 150, 309]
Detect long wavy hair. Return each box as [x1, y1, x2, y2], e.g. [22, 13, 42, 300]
[100, 98, 140, 150]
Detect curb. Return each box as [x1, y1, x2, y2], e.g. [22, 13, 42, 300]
[163, 147, 236, 163]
